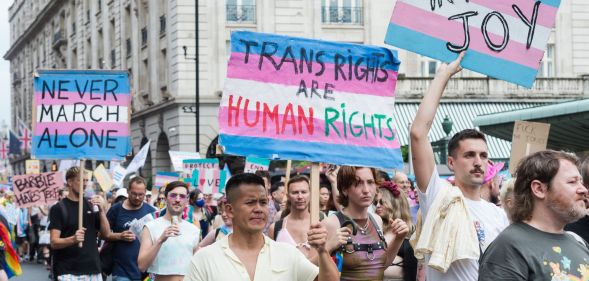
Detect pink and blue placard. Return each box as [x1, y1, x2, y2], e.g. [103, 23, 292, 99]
[385, 0, 560, 88]
[219, 31, 403, 170]
[32, 70, 131, 160]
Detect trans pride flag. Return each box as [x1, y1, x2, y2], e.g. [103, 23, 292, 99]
[385, 0, 561, 88]
[219, 31, 403, 170]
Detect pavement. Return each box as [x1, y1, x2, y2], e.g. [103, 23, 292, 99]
[13, 261, 51, 281]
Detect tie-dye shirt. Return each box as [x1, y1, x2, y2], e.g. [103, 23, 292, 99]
[479, 222, 589, 281]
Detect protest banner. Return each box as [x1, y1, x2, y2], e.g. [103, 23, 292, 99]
[32, 70, 131, 160]
[12, 172, 64, 208]
[112, 165, 127, 188]
[154, 172, 180, 188]
[182, 158, 219, 178]
[385, 0, 560, 88]
[244, 157, 271, 173]
[219, 31, 404, 170]
[169, 151, 201, 172]
[191, 168, 228, 194]
[25, 160, 40, 175]
[93, 164, 113, 191]
[509, 120, 550, 174]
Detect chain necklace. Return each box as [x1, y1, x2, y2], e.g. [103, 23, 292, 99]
[355, 218, 370, 235]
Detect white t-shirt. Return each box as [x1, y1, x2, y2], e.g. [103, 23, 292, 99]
[418, 169, 509, 281]
[144, 217, 200, 276]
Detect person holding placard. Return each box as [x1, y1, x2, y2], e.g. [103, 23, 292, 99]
[322, 166, 409, 280]
[49, 167, 110, 281]
[185, 173, 339, 281]
[410, 52, 508, 281]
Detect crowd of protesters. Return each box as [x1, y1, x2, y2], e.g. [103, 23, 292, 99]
[1, 53, 589, 281]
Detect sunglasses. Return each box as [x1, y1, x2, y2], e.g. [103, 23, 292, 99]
[168, 193, 188, 200]
[373, 199, 384, 206]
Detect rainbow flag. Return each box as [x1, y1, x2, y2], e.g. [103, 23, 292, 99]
[0, 223, 21, 278]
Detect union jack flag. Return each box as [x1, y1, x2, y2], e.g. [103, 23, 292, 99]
[0, 140, 8, 159]
[17, 120, 31, 153]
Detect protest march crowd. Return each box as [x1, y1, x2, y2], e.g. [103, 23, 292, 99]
[0, 53, 588, 281]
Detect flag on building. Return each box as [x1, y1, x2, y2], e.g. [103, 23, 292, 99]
[8, 131, 21, 156]
[17, 120, 31, 153]
[0, 140, 8, 159]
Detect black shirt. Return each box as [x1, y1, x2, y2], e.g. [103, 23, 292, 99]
[49, 198, 102, 276]
[565, 215, 589, 243]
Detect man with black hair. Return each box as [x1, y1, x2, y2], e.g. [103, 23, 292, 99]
[270, 181, 285, 213]
[49, 166, 110, 281]
[410, 52, 508, 281]
[185, 173, 339, 281]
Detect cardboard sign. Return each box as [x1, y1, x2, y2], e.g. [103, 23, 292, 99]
[12, 172, 64, 208]
[93, 164, 113, 191]
[154, 172, 180, 188]
[219, 31, 403, 169]
[244, 157, 271, 173]
[32, 70, 132, 160]
[25, 160, 41, 174]
[509, 120, 550, 174]
[169, 151, 201, 172]
[182, 159, 219, 178]
[385, 0, 560, 88]
[191, 168, 228, 194]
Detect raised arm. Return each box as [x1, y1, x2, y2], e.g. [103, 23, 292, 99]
[410, 52, 465, 191]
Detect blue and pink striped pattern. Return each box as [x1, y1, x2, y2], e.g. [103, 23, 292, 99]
[219, 31, 404, 169]
[33, 70, 131, 160]
[385, 0, 561, 88]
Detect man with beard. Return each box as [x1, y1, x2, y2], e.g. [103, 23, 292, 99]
[479, 161, 504, 205]
[410, 52, 508, 281]
[184, 173, 339, 281]
[479, 150, 589, 280]
[49, 167, 110, 281]
[106, 176, 156, 281]
[137, 181, 199, 281]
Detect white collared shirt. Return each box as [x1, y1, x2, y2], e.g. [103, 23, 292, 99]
[185, 234, 318, 281]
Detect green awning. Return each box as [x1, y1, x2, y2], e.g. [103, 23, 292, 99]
[472, 99, 589, 152]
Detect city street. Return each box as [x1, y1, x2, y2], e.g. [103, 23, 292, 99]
[13, 262, 50, 281]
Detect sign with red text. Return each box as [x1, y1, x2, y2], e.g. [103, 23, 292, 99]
[33, 70, 131, 160]
[192, 168, 228, 194]
[182, 158, 219, 178]
[219, 31, 403, 169]
[12, 172, 64, 208]
[244, 157, 271, 173]
[385, 0, 560, 88]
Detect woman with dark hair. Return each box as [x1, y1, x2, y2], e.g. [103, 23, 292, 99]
[323, 166, 409, 280]
[375, 181, 417, 281]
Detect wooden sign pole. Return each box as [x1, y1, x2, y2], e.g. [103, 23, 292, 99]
[78, 159, 85, 248]
[310, 163, 320, 225]
[285, 160, 292, 186]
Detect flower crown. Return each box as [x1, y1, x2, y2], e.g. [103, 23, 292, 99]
[380, 181, 401, 198]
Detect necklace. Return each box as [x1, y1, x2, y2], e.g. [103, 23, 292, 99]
[355, 218, 370, 235]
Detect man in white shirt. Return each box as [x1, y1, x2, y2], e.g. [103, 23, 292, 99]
[185, 173, 338, 281]
[410, 52, 508, 281]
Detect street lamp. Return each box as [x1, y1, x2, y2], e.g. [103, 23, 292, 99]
[440, 115, 453, 164]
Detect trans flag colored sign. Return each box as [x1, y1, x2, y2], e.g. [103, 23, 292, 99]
[219, 31, 403, 169]
[33, 70, 131, 160]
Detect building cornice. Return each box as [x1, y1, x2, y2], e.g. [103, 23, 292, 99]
[3, 0, 65, 60]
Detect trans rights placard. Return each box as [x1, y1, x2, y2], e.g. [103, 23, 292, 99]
[219, 31, 403, 169]
[385, 0, 560, 88]
[244, 157, 271, 173]
[33, 70, 131, 160]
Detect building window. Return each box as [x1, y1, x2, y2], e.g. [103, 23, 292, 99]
[126, 38, 132, 58]
[420, 56, 439, 77]
[111, 49, 116, 68]
[226, 0, 256, 24]
[160, 15, 166, 34]
[321, 0, 363, 25]
[538, 44, 555, 78]
[141, 27, 148, 47]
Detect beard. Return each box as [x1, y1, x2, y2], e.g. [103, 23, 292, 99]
[546, 195, 586, 224]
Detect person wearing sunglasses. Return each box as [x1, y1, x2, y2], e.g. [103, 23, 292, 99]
[138, 181, 200, 281]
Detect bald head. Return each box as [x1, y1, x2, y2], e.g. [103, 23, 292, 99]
[393, 171, 411, 192]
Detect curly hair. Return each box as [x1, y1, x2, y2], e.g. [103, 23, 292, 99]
[336, 166, 382, 207]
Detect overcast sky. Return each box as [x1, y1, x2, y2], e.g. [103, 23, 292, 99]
[0, 1, 13, 127]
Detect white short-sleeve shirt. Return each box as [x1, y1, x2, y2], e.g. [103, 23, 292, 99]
[185, 234, 319, 281]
